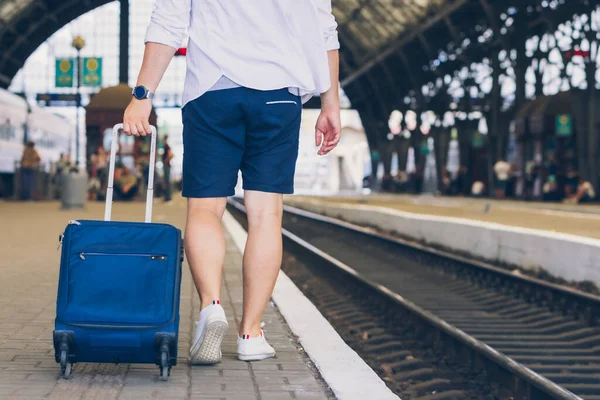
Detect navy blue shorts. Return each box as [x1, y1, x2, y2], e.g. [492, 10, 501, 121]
[181, 87, 302, 198]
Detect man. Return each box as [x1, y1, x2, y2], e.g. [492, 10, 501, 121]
[493, 158, 510, 199]
[162, 135, 173, 203]
[114, 166, 139, 201]
[123, 0, 341, 364]
[20, 141, 41, 201]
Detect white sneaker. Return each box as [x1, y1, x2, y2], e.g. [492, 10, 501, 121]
[190, 303, 228, 364]
[237, 330, 276, 361]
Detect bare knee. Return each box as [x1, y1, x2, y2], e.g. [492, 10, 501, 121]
[187, 198, 227, 219]
[245, 191, 283, 226]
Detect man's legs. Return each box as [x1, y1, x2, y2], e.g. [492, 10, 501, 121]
[185, 197, 227, 307]
[21, 168, 33, 200]
[164, 166, 172, 202]
[239, 191, 283, 337]
[113, 183, 125, 200]
[186, 197, 229, 364]
[235, 88, 300, 355]
[123, 185, 139, 201]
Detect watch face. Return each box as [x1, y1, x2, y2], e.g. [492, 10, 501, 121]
[134, 86, 147, 99]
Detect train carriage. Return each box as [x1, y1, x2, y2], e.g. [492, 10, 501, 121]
[0, 88, 73, 198]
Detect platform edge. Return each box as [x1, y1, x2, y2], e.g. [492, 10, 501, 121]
[222, 210, 400, 400]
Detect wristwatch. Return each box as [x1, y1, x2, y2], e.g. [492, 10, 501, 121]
[132, 85, 155, 100]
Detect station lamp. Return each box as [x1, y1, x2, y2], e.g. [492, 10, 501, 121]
[71, 36, 85, 167]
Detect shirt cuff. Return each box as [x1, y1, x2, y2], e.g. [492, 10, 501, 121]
[144, 22, 183, 49]
[324, 32, 340, 51]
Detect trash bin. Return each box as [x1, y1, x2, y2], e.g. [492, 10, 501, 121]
[60, 170, 88, 209]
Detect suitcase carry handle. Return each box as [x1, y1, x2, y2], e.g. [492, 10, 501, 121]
[104, 123, 157, 223]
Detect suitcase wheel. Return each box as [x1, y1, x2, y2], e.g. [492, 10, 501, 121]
[60, 349, 73, 379]
[159, 351, 171, 381]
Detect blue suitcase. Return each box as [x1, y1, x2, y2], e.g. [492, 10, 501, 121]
[53, 124, 183, 380]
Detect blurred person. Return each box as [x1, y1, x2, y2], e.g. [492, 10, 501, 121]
[568, 177, 596, 204]
[114, 166, 139, 201]
[88, 176, 102, 200]
[413, 167, 424, 194]
[532, 165, 543, 200]
[453, 166, 467, 195]
[441, 167, 451, 195]
[123, 0, 341, 364]
[394, 170, 409, 193]
[134, 162, 144, 179]
[88, 151, 100, 200]
[546, 153, 557, 177]
[51, 154, 68, 198]
[542, 175, 559, 202]
[89, 151, 98, 179]
[524, 159, 536, 199]
[381, 174, 393, 192]
[565, 166, 579, 197]
[162, 135, 174, 203]
[56, 154, 68, 176]
[96, 146, 108, 189]
[471, 180, 485, 197]
[505, 162, 518, 198]
[493, 158, 510, 199]
[20, 141, 41, 201]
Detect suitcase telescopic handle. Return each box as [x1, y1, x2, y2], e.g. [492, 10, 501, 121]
[104, 123, 157, 223]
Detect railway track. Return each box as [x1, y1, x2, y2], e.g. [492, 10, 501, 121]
[229, 199, 600, 400]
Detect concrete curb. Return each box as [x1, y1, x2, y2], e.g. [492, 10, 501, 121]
[222, 210, 400, 400]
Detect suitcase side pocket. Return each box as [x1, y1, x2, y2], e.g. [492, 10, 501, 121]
[59, 252, 172, 328]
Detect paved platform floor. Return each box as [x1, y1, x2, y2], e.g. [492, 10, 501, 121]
[294, 194, 600, 239]
[0, 199, 331, 399]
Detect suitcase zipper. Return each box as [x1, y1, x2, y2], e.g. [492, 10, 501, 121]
[57, 221, 81, 250]
[79, 252, 167, 260]
[57, 237, 183, 330]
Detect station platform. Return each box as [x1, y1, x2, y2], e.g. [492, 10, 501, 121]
[285, 194, 600, 290]
[0, 198, 393, 400]
[292, 194, 600, 239]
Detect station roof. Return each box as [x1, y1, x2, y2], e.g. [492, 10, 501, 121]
[333, 0, 592, 122]
[333, 0, 443, 56]
[0, 0, 109, 87]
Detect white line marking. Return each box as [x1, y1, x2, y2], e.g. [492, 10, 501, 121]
[266, 100, 297, 105]
[222, 210, 400, 400]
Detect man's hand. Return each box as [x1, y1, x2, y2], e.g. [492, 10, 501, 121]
[315, 106, 341, 156]
[123, 99, 153, 137]
[316, 49, 341, 156]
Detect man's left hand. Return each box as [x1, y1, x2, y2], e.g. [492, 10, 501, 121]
[315, 106, 341, 156]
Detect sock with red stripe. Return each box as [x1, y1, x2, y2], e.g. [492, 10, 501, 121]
[241, 331, 263, 339]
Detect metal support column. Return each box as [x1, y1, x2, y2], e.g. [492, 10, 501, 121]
[514, 25, 528, 197]
[586, 55, 597, 186]
[76, 50, 81, 166]
[488, 50, 501, 196]
[120, 0, 130, 84]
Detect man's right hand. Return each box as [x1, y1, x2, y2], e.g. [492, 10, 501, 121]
[123, 99, 153, 137]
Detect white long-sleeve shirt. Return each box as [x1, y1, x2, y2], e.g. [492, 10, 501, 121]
[145, 0, 340, 106]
